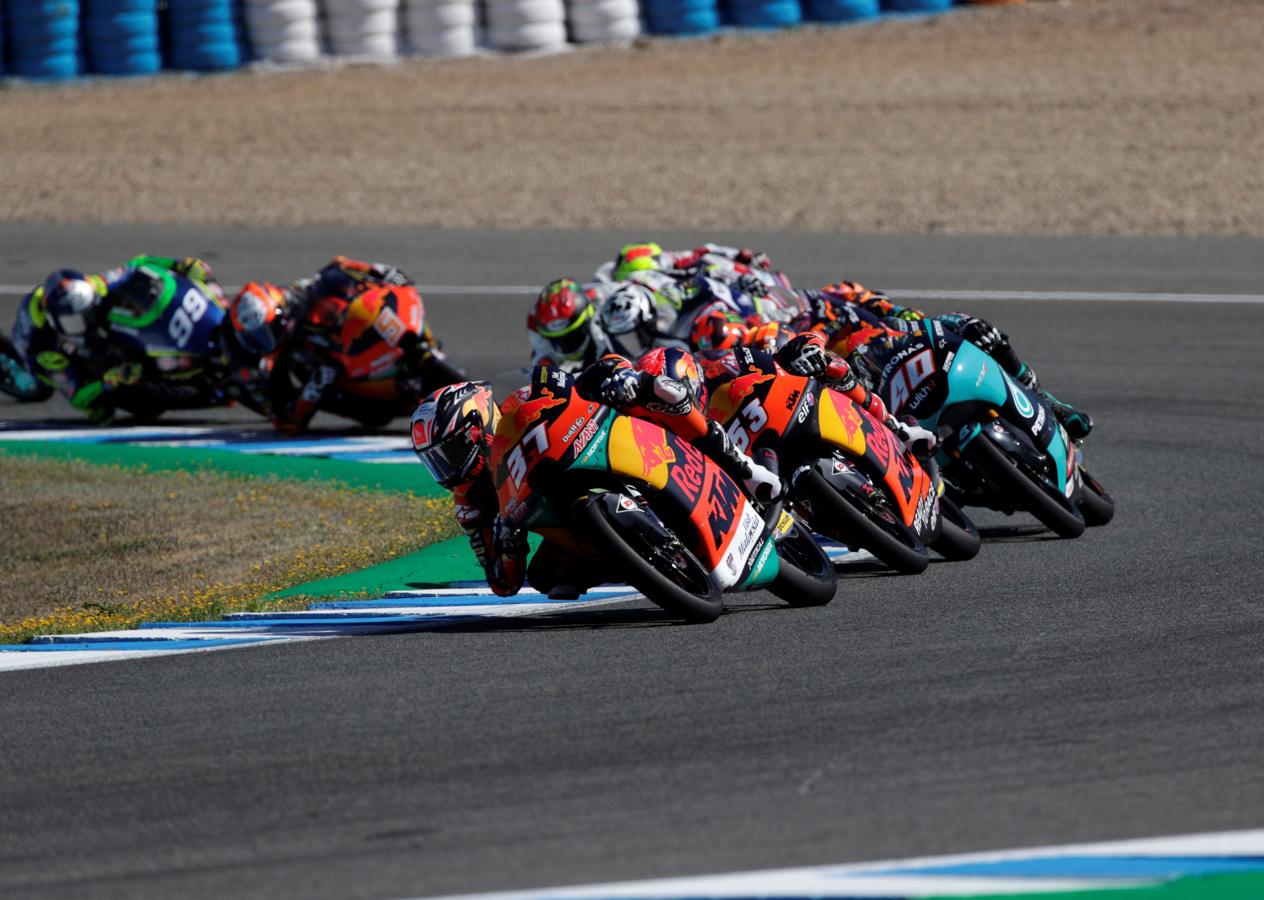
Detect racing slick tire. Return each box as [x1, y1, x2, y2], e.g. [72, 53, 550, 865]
[966, 433, 1086, 539]
[1076, 468, 1115, 527]
[930, 496, 981, 561]
[768, 519, 837, 607]
[795, 468, 930, 575]
[575, 493, 724, 624]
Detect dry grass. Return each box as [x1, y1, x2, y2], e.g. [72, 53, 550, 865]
[0, 0, 1260, 236]
[0, 455, 459, 643]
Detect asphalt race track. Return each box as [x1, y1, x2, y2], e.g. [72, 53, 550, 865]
[2, 227, 1263, 900]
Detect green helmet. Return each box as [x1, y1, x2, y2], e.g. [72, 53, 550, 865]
[612, 242, 664, 281]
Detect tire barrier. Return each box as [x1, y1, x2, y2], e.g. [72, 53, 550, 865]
[323, 0, 400, 58]
[805, 0, 877, 21]
[403, 0, 478, 56]
[241, 0, 322, 63]
[167, 0, 243, 71]
[726, 0, 801, 28]
[567, 0, 642, 44]
[641, 0, 720, 35]
[6, 0, 81, 80]
[881, 0, 952, 12]
[485, 0, 569, 51]
[83, 0, 161, 76]
[0, 0, 1016, 79]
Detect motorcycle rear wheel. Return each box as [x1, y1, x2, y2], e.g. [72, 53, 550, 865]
[768, 520, 837, 607]
[930, 496, 981, 561]
[574, 496, 724, 624]
[795, 469, 929, 575]
[966, 434, 1086, 538]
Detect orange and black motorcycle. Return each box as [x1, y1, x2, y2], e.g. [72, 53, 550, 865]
[704, 350, 980, 573]
[282, 283, 466, 429]
[490, 368, 838, 623]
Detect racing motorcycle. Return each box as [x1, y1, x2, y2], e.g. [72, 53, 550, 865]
[705, 350, 980, 574]
[282, 284, 466, 429]
[491, 369, 838, 623]
[861, 318, 1113, 538]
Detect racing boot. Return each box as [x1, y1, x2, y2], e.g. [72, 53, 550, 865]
[696, 419, 782, 502]
[1017, 364, 1093, 442]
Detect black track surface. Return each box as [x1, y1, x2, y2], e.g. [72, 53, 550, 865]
[1, 228, 1262, 900]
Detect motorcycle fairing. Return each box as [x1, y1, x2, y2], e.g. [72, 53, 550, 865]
[106, 272, 226, 364]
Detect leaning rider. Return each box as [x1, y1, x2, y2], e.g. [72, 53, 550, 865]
[408, 353, 786, 598]
[798, 283, 1093, 440]
[10, 255, 224, 424]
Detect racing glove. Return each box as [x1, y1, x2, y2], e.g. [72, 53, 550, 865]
[493, 515, 529, 562]
[777, 332, 829, 377]
[597, 367, 641, 406]
[957, 316, 1005, 355]
[887, 416, 937, 456]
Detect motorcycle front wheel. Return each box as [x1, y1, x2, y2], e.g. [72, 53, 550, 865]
[965, 434, 1086, 539]
[930, 496, 981, 561]
[768, 519, 837, 607]
[795, 468, 930, 575]
[574, 494, 724, 624]
[1076, 467, 1115, 526]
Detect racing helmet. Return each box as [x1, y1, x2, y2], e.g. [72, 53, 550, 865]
[612, 242, 664, 281]
[230, 282, 291, 355]
[411, 381, 500, 490]
[529, 278, 595, 362]
[637, 346, 707, 409]
[689, 309, 749, 351]
[42, 270, 100, 342]
[600, 282, 659, 359]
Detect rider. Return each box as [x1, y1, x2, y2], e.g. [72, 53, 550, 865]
[260, 256, 443, 434]
[609, 241, 775, 285]
[11, 256, 225, 424]
[799, 283, 1093, 440]
[526, 277, 611, 372]
[410, 351, 787, 598]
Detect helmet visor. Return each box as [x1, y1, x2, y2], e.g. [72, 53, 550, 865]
[609, 326, 655, 359]
[415, 428, 479, 488]
[537, 304, 594, 358]
[240, 322, 279, 356]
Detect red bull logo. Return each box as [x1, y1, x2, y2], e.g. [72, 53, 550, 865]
[508, 387, 568, 432]
[628, 416, 676, 480]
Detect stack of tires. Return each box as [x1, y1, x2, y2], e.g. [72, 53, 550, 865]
[484, 0, 567, 51]
[403, 0, 479, 57]
[6, 0, 81, 80]
[881, 0, 952, 11]
[167, 0, 243, 71]
[805, 0, 877, 21]
[641, 0, 719, 35]
[241, 0, 322, 63]
[566, 0, 641, 44]
[323, 0, 400, 58]
[84, 0, 161, 76]
[726, 0, 800, 27]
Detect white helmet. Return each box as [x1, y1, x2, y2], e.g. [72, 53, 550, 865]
[600, 283, 658, 358]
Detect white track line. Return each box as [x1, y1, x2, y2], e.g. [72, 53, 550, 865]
[2, 284, 1262, 303]
[420, 828, 1264, 900]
